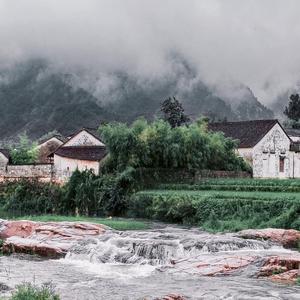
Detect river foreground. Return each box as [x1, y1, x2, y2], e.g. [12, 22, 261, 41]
[0, 222, 299, 299]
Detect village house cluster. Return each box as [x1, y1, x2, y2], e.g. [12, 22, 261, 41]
[0, 128, 107, 183]
[1, 119, 300, 181]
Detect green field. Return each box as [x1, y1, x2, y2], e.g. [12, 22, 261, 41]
[159, 178, 300, 192]
[129, 180, 300, 232]
[9, 215, 149, 231]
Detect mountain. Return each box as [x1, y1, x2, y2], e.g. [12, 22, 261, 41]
[0, 58, 274, 141]
[0, 60, 115, 141]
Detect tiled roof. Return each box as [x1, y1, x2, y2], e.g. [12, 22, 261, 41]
[54, 146, 107, 161]
[285, 128, 300, 137]
[0, 149, 10, 159]
[208, 119, 279, 148]
[38, 135, 67, 145]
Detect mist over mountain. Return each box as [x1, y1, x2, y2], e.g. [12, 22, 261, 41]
[0, 57, 273, 140]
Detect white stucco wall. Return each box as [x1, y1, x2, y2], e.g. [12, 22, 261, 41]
[237, 148, 253, 166]
[252, 123, 291, 178]
[64, 130, 104, 147]
[289, 136, 300, 142]
[54, 154, 100, 182]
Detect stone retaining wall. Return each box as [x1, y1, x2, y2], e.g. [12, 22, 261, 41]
[136, 168, 252, 186]
[0, 164, 54, 182]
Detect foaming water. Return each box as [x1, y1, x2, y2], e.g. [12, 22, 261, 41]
[1, 226, 299, 299]
[64, 227, 276, 268]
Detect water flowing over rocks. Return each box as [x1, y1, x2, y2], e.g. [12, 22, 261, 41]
[0, 223, 299, 299]
[0, 219, 107, 257]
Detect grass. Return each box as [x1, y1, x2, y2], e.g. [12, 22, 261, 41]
[8, 282, 59, 300]
[12, 215, 149, 231]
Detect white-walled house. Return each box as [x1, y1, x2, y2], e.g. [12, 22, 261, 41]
[37, 135, 66, 163]
[50, 128, 107, 182]
[209, 119, 300, 179]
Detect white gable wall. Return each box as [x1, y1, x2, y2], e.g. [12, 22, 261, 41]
[252, 123, 291, 178]
[63, 130, 104, 147]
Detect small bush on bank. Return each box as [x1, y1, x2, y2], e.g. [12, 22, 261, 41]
[10, 282, 60, 300]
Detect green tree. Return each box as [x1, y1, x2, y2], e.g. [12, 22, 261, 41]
[99, 118, 249, 172]
[10, 133, 38, 164]
[161, 97, 190, 128]
[284, 94, 300, 122]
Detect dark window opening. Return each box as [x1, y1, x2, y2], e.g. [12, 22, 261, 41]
[279, 157, 285, 173]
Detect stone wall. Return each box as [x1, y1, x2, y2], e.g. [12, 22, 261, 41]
[135, 168, 251, 187]
[0, 164, 54, 182]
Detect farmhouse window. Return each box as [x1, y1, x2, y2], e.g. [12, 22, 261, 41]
[279, 157, 285, 173]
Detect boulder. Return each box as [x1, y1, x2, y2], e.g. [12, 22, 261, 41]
[237, 228, 300, 248]
[195, 255, 257, 276]
[258, 254, 300, 284]
[0, 220, 107, 258]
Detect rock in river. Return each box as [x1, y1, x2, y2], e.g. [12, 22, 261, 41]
[237, 228, 300, 248]
[0, 219, 107, 258]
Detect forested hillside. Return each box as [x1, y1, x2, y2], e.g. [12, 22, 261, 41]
[0, 58, 273, 140]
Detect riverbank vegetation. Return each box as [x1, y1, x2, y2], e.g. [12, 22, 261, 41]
[5, 282, 60, 300]
[13, 215, 148, 231]
[129, 189, 300, 231]
[0, 176, 300, 232]
[1, 116, 299, 232]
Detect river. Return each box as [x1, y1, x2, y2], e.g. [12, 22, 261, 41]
[0, 226, 299, 299]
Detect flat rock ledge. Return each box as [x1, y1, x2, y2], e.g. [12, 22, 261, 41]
[237, 228, 300, 248]
[0, 219, 107, 258]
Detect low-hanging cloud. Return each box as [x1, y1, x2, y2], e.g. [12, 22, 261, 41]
[1, 0, 300, 105]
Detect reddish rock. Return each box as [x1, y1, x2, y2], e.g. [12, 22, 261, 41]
[0, 219, 107, 258]
[160, 294, 186, 300]
[270, 270, 299, 284]
[237, 228, 300, 248]
[195, 255, 257, 276]
[0, 220, 38, 239]
[258, 254, 300, 284]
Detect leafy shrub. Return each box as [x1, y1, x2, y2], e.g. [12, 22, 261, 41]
[2, 180, 63, 216]
[10, 282, 60, 300]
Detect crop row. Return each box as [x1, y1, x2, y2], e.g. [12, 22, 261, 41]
[158, 183, 300, 192]
[128, 190, 300, 231]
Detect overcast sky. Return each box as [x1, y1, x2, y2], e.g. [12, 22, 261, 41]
[0, 0, 300, 104]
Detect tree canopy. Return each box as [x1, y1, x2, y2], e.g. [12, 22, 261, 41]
[99, 118, 250, 172]
[10, 133, 38, 164]
[284, 94, 300, 122]
[161, 97, 190, 128]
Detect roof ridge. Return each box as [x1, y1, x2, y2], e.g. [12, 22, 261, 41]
[209, 119, 277, 125]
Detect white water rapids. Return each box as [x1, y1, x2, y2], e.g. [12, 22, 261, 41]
[0, 226, 299, 299]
